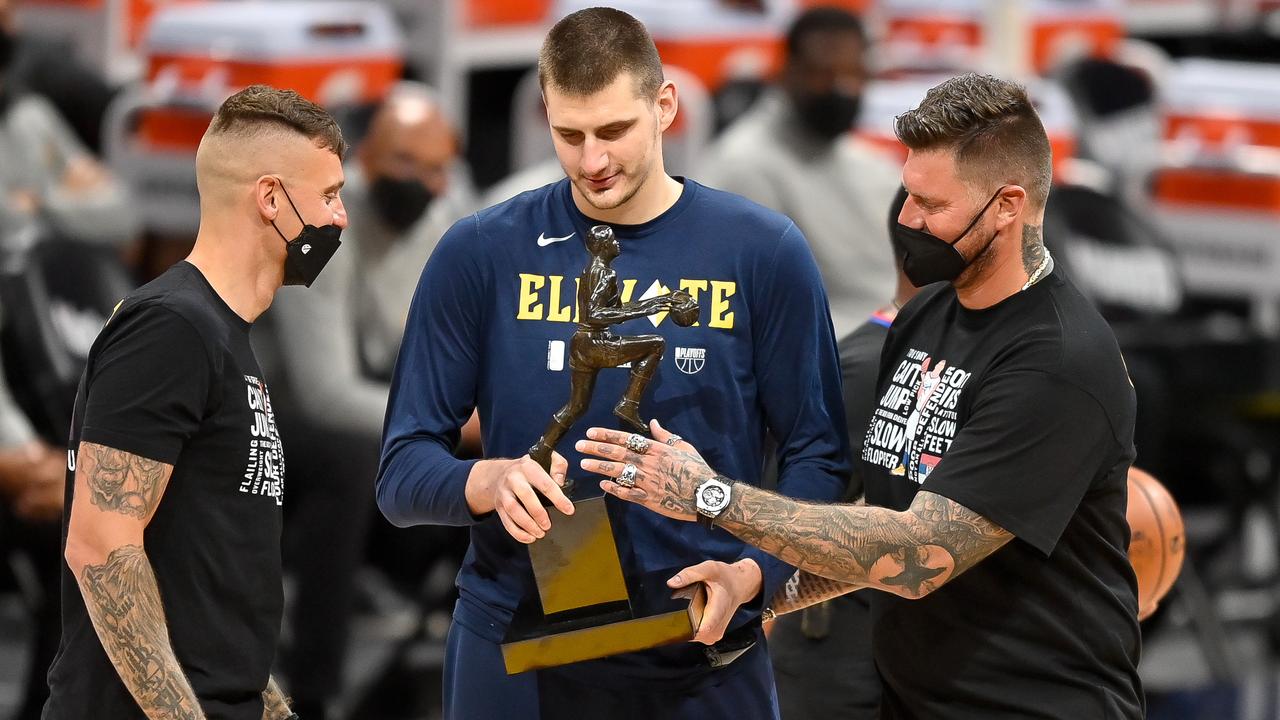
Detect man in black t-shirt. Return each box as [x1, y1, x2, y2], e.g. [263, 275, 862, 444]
[579, 74, 1143, 719]
[44, 85, 348, 720]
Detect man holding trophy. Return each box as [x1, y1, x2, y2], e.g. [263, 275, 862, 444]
[377, 7, 848, 719]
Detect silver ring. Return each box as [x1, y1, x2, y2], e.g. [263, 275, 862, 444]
[665, 435, 683, 446]
[625, 434, 651, 454]
[618, 463, 638, 488]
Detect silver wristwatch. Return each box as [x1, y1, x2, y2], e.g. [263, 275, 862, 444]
[695, 476, 733, 529]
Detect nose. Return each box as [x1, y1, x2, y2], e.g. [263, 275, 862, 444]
[581, 138, 610, 178]
[898, 195, 924, 229]
[332, 199, 350, 230]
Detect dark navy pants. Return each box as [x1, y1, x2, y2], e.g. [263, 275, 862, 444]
[444, 608, 780, 720]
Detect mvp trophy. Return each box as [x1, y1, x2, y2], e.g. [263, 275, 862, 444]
[501, 225, 704, 674]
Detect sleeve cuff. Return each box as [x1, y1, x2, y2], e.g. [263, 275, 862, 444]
[79, 426, 183, 466]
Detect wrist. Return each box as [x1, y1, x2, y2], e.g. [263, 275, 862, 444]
[694, 475, 733, 529]
[732, 557, 764, 606]
[464, 458, 508, 515]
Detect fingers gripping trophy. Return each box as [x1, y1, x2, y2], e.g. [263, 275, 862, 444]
[528, 224, 697, 481]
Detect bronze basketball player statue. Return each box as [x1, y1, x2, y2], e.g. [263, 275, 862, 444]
[502, 224, 704, 674]
[528, 225, 697, 473]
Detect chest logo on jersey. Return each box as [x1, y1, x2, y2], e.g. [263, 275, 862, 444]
[861, 348, 972, 485]
[241, 375, 285, 505]
[515, 273, 737, 330]
[674, 346, 706, 375]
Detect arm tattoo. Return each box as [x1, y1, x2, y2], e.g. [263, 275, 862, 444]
[1021, 224, 1045, 276]
[261, 676, 292, 720]
[82, 442, 168, 519]
[78, 545, 204, 720]
[719, 488, 1012, 599]
[767, 571, 860, 617]
[653, 449, 712, 517]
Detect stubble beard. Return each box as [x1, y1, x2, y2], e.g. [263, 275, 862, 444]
[952, 219, 1001, 291]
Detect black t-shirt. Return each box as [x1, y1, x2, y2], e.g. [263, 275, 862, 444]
[860, 271, 1142, 719]
[45, 262, 286, 720]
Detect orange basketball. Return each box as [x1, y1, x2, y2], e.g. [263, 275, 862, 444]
[1126, 467, 1185, 621]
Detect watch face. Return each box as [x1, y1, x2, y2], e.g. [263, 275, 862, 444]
[700, 484, 727, 510]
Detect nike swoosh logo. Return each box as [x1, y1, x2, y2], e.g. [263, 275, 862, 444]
[537, 232, 575, 247]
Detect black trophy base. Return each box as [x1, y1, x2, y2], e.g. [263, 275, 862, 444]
[501, 565, 707, 674]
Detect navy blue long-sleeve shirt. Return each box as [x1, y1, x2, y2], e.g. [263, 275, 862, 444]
[377, 178, 849, 668]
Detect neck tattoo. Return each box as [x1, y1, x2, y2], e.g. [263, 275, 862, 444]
[1021, 248, 1053, 291]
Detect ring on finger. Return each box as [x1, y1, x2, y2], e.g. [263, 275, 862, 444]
[618, 463, 638, 488]
[625, 434, 651, 454]
[665, 435, 683, 446]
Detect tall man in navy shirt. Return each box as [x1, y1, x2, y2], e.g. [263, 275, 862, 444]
[376, 7, 849, 719]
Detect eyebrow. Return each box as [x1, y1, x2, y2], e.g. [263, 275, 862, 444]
[910, 192, 944, 208]
[597, 119, 636, 133]
[551, 118, 638, 135]
[322, 180, 345, 195]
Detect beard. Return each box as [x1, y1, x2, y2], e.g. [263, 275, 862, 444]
[952, 219, 1001, 290]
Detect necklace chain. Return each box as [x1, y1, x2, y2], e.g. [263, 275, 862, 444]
[1021, 248, 1053, 291]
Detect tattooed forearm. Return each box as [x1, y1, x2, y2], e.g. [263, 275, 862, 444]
[767, 570, 860, 618]
[719, 488, 1012, 599]
[1021, 224, 1045, 276]
[261, 676, 292, 720]
[78, 545, 205, 720]
[81, 442, 169, 519]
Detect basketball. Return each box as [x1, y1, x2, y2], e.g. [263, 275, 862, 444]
[1127, 467, 1185, 621]
[668, 290, 699, 327]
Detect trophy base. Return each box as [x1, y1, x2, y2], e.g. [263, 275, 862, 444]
[501, 566, 708, 674]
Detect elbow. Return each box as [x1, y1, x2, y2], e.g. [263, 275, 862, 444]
[63, 524, 121, 578]
[880, 551, 951, 601]
[62, 533, 92, 576]
[374, 472, 415, 529]
[377, 501, 414, 529]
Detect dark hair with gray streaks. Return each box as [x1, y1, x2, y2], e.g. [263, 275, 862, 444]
[895, 73, 1052, 209]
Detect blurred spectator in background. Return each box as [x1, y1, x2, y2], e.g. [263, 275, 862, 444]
[701, 6, 899, 337]
[0, 0, 115, 153]
[0, 31, 132, 250]
[268, 81, 477, 720]
[0, 0, 135, 249]
[0, 302, 63, 720]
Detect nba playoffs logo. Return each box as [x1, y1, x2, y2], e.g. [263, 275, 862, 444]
[674, 347, 706, 375]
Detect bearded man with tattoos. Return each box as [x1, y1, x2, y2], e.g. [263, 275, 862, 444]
[581, 75, 1143, 720]
[43, 85, 348, 720]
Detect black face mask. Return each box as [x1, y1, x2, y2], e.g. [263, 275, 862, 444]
[0, 29, 14, 72]
[369, 175, 434, 232]
[270, 182, 342, 287]
[894, 187, 1005, 287]
[795, 91, 862, 141]
[0, 30, 15, 111]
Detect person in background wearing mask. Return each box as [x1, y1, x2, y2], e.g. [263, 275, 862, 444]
[700, 7, 899, 338]
[266, 80, 477, 720]
[43, 85, 346, 720]
[0, 0, 136, 248]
